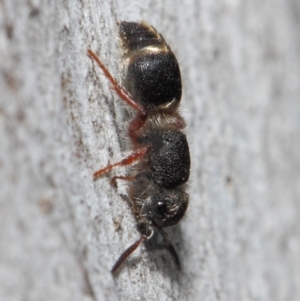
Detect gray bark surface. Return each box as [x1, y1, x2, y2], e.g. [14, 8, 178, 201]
[0, 1, 299, 300]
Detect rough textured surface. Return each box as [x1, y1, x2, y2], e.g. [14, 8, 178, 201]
[0, 1, 300, 301]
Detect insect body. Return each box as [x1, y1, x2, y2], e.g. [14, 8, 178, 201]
[88, 21, 190, 272]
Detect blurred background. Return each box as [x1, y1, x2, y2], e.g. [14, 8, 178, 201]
[0, 1, 299, 300]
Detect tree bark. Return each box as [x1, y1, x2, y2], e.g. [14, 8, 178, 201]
[1, 0, 300, 300]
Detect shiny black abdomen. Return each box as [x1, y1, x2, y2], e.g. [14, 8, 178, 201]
[126, 53, 182, 110]
[120, 21, 182, 111]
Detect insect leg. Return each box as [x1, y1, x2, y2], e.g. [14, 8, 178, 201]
[87, 49, 146, 115]
[93, 145, 150, 180]
[110, 175, 136, 186]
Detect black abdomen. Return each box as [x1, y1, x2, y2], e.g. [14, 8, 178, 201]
[119, 21, 182, 111]
[119, 21, 163, 52]
[126, 53, 181, 110]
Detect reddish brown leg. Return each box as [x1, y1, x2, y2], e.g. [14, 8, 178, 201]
[110, 175, 136, 186]
[93, 145, 151, 180]
[128, 114, 148, 141]
[87, 49, 146, 115]
[111, 235, 147, 273]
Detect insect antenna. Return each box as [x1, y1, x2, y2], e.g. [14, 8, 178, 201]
[155, 227, 181, 270]
[111, 235, 147, 273]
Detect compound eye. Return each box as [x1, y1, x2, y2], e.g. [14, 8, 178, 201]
[153, 200, 168, 219]
[150, 191, 189, 228]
